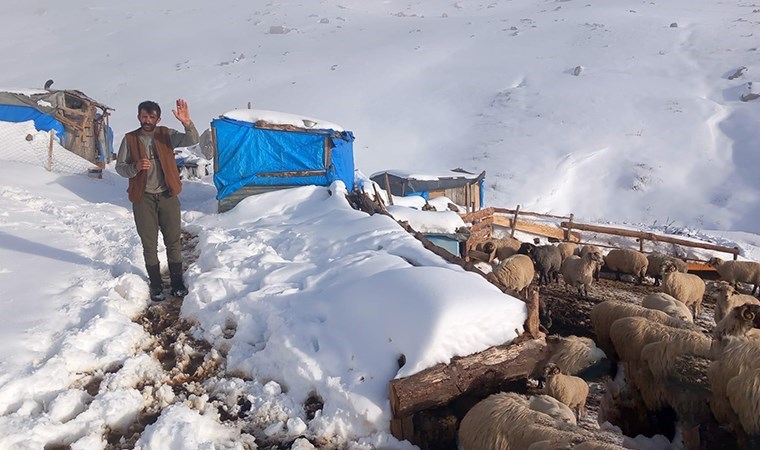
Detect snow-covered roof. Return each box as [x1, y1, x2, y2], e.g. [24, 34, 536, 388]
[0, 88, 48, 96]
[222, 108, 345, 132]
[372, 168, 484, 181]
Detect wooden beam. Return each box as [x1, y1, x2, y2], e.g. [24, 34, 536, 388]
[493, 216, 581, 242]
[492, 208, 572, 221]
[460, 207, 494, 223]
[559, 221, 740, 256]
[389, 337, 546, 418]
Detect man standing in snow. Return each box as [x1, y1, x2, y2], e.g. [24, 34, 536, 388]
[115, 99, 199, 301]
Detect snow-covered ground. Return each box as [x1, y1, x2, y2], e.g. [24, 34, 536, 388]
[1, 0, 760, 448]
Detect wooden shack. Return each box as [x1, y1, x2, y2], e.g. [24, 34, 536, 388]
[370, 169, 486, 213]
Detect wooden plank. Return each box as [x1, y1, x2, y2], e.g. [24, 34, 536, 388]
[257, 170, 327, 178]
[493, 217, 581, 242]
[493, 208, 572, 221]
[389, 338, 546, 418]
[460, 207, 494, 223]
[560, 221, 740, 256]
[384, 172, 394, 205]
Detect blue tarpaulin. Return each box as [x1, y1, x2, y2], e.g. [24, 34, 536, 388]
[0, 104, 66, 143]
[212, 117, 355, 200]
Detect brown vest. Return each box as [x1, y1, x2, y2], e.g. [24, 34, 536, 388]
[125, 126, 182, 203]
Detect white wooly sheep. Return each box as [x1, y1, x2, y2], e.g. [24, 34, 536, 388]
[708, 256, 760, 295]
[604, 249, 649, 284]
[458, 392, 596, 450]
[708, 337, 760, 436]
[483, 236, 523, 263]
[529, 394, 577, 426]
[562, 252, 605, 298]
[544, 363, 589, 418]
[711, 304, 760, 356]
[538, 335, 607, 377]
[590, 300, 696, 362]
[489, 254, 535, 294]
[610, 316, 711, 411]
[713, 281, 760, 323]
[558, 242, 579, 261]
[660, 260, 706, 317]
[572, 442, 627, 450]
[726, 367, 760, 436]
[641, 292, 694, 323]
[645, 253, 687, 286]
[576, 245, 604, 280]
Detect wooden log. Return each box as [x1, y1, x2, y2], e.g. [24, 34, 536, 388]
[460, 207, 494, 223]
[389, 337, 546, 418]
[493, 207, 572, 221]
[559, 221, 740, 256]
[493, 216, 581, 242]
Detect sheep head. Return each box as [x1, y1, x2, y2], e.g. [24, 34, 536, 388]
[543, 363, 561, 378]
[738, 303, 760, 329]
[707, 257, 723, 269]
[518, 242, 536, 256]
[482, 241, 496, 255]
[660, 260, 677, 275]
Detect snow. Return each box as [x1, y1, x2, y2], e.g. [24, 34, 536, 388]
[1, 0, 760, 448]
[223, 109, 345, 132]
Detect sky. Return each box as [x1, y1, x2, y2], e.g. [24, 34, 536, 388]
[1, 0, 760, 448]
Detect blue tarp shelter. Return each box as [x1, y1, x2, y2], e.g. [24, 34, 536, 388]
[212, 116, 355, 206]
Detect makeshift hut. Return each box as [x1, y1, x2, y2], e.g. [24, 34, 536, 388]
[0, 83, 114, 166]
[371, 169, 486, 212]
[211, 109, 355, 213]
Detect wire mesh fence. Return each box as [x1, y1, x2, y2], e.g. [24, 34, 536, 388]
[0, 121, 99, 176]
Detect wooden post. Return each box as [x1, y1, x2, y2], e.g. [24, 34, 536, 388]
[247, 101, 252, 109]
[47, 130, 55, 171]
[639, 237, 644, 252]
[510, 205, 521, 238]
[383, 173, 394, 205]
[564, 213, 574, 242]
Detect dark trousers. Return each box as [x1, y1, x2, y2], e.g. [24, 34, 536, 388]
[133, 191, 182, 266]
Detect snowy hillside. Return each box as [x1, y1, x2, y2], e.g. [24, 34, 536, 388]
[2, 0, 759, 231]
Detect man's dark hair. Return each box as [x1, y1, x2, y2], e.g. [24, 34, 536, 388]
[138, 100, 161, 117]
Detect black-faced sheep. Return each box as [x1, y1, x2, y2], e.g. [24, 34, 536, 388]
[518, 243, 562, 285]
[660, 260, 706, 317]
[489, 254, 535, 294]
[645, 253, 687, 286]
[483, 236, 523, 263]
[603, 249, 648, 284]
[713, 281, 760, 323]
[641, 292, 694, 323]
[561, 251, 605, 298]
[707, 256, 760, 295]
[544, 363, 589, 419]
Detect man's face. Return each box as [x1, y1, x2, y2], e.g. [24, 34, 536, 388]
[138, 109, 161, 132]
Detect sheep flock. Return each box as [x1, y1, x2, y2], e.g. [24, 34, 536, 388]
[454, 237, 760, 450]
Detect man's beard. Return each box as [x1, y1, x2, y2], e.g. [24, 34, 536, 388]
[141, 122, 156, 132]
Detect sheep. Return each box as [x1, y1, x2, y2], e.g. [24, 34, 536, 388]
[641, 292, 694, 323]
[538, 335, 607, 378]
[610, 316, 711, 411]
[707, 256, 760, 295]
[482, 236, 523, 263]
[708, 337, 760, 438]
[529, 394, 577, 426]
[603, 249, 648, 284]
[576, 245, 603, 280]
[544, 363, 589, 419]
[645, 253, 687, 286]
[660, 260, 706, 317]
[489, 254, 535, 294]
[712, 303, 760, 353]
[458, 392, 597, 450]
[558, 242, 579, 261]
[713, 281, 760, 323]
[561, 251, 604, 298]
[518, 242, 562, 285]
[590, 300, 696, 362]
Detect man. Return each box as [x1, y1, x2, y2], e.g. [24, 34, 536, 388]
[115, 99, 199, 301]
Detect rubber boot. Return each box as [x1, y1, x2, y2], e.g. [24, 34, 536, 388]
[146, 264, 165, 301]
[169, 262, 188, 297]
